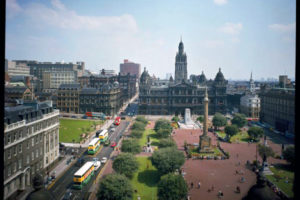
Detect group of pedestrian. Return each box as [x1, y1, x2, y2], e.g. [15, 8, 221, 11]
[189, 181, 201, 189]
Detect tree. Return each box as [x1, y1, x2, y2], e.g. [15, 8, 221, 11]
[135, 116, 148, 125]
[97, 173, 133, 200]
[197, 115, 204, 123]
[212, 113, 227, 130]
[157, 129, 172, 138]
[231, 113, 247, 128]
[257, 144, 275, 160]
[130, 129, 143, 138]
[157, 173, 188, 200]
[131, 121, 146, 131]
[172, 116, 180, 123]
[158, 138, 177, 148]
[224, 125, 239, 140]
[151, 147, 185, 174]
[154, 119, 173, 133]
[282, 146, 295, 167]
[248, 127, 264, 141]
[121, 139, 141, 154]
[112, 153, 139, 178]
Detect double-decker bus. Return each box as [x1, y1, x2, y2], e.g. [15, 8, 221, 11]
[98, 129, 108, 142]
[73, 162, 95, 189]
[114, 116, 121, 126]
[85, 112, 106, 119]
[88, 138, 101, 155]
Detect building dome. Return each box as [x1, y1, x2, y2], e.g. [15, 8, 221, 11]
[102, 83, 111, 91]
[140, 67, 150, 83]
[113, 81, 119, 88]
[199, 71, 207, 83]
[214, 68, 225, 82]
[169, 75, 174, 82]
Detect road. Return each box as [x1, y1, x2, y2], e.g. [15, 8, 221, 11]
[49, 120, 130, 200]
[124, 100, 139, 116]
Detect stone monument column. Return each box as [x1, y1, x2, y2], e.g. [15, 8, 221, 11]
[203, 87, 208, 136]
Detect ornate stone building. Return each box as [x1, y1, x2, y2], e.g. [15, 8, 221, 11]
[57, 83, 81, 113]
[139, 40, 228, 115]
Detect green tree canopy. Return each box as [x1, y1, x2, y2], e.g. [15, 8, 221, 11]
[282, 146, 295, 167]
[157, 173, 188, 200]
[112, 153, 139, 178]
[224, 125, 239, 139]
[157, 129, 172, 138]
[248, 127, 264, 141]
[197, 115, 204, 123]
[158, 138, 177, 148]
[231, 113, 247, 128]
[151, 147, 185, 175]
[130, 129, 143, 138]
[172, 116, 180, 123]
[212, 113, 227, 130]
[131, 121, 146, 131]
[154, 119, 173, 133]
[121, 139, 141, 154]
[135, 116, 148, 125]
[257, 144, 275, 160]
[97, 173, 133, 200]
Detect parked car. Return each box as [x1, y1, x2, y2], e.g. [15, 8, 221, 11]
[63, 190, 72, 200]
[110, 142, 117, 148]
[101, 157, 107, 163]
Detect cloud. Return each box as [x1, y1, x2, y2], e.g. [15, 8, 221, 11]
[214, 0, 228, 6]
[6, 0, 22, 18]
[230, 37, 240, 43]
[268, 23, 295, 32]
[22, 1, 138, 34]
[219, 22, 242, 35]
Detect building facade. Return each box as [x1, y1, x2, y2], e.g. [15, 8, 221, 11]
[42, 70, 77, 89]
[4, 101, 59, 200]
[5, 59, 30, 77]
[79, 82, 122, 116]
[120, 59, 141, 78]
[57, 83, 81, 113]
[260, 86, 295, 135]
[139, 40, 228, 116]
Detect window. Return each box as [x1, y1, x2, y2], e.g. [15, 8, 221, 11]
[27, 141, 29, 149]
[27, 155, 29, 164]
[7, 149, 11, 159]
[13, 162, 17, 173]
[7, 166, 11, 177]
[40, 134, 42, 142]
[46, 156, 48, 164]
[40, 161, 43, 169]
[18, 159, 22, 169]
[36, 136, 38, 144]
[19, 131, 22, 139]
[32, 152, 34, 161]
[14, 146, 17, 156]
[19, 144, 22, 153]
[13, 133, 16, 142]
[36, 149, 38, 158]
[40, 147, 42, 156]
[32, 138, 34, 146]
[7, 135, 11, 144]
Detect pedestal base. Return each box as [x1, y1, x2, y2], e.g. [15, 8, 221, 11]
[199, 135, 213, 153]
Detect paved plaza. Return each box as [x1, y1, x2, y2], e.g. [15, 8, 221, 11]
[172, 128, 288, 200]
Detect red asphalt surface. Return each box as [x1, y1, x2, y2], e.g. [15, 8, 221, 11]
[172, 128, 287, 200]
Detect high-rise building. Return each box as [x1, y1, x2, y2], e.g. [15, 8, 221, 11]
[4, 101, 60, 199]
[120, 59, 141, 78]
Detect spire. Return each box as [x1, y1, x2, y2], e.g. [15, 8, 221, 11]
[180, 35, 182, 42]
[250, 71, 253, 81]
[144, 67, 146, 72]
[219, 67, 221, 72]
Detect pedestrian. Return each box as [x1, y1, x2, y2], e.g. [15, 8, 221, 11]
[218, 190, 223, 198]
[191, 182, 194, 189]
[240, 177, 245, 183]
[198, 181, 201, 189]
[211, 185, 214, 191]
[235, 170, 239, 175]
[238, 161, 240, 166]
[236, 186, 240, 193]
[236, 153, 239, 158]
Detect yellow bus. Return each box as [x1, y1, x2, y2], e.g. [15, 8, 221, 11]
[98, 129, 108, 142]
[88, 138, 101, 155]
[73, 161, 95, 189]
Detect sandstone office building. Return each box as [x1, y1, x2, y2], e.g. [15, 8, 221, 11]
[139, 40, 228, 115]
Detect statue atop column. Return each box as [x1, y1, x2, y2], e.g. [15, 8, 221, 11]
[199, 87, 213, 153]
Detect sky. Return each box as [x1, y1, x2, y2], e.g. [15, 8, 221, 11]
[6, 0, 296, 80]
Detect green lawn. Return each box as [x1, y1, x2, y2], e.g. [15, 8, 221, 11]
[131, 157, 160, 200]
[266, 164, 294, 198]
[138, 129, 160, 147]
[216, 131, 251, 143]
[59, 119, 104, 143]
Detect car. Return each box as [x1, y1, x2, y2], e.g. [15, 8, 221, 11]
[93, 158, 99, 162]
[104, 140, 110, 146]
[62, 190, 72, 200]
[101, 157, 107, 163]
[110, 142, 117, 147]
[93, 161, 101, 171]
